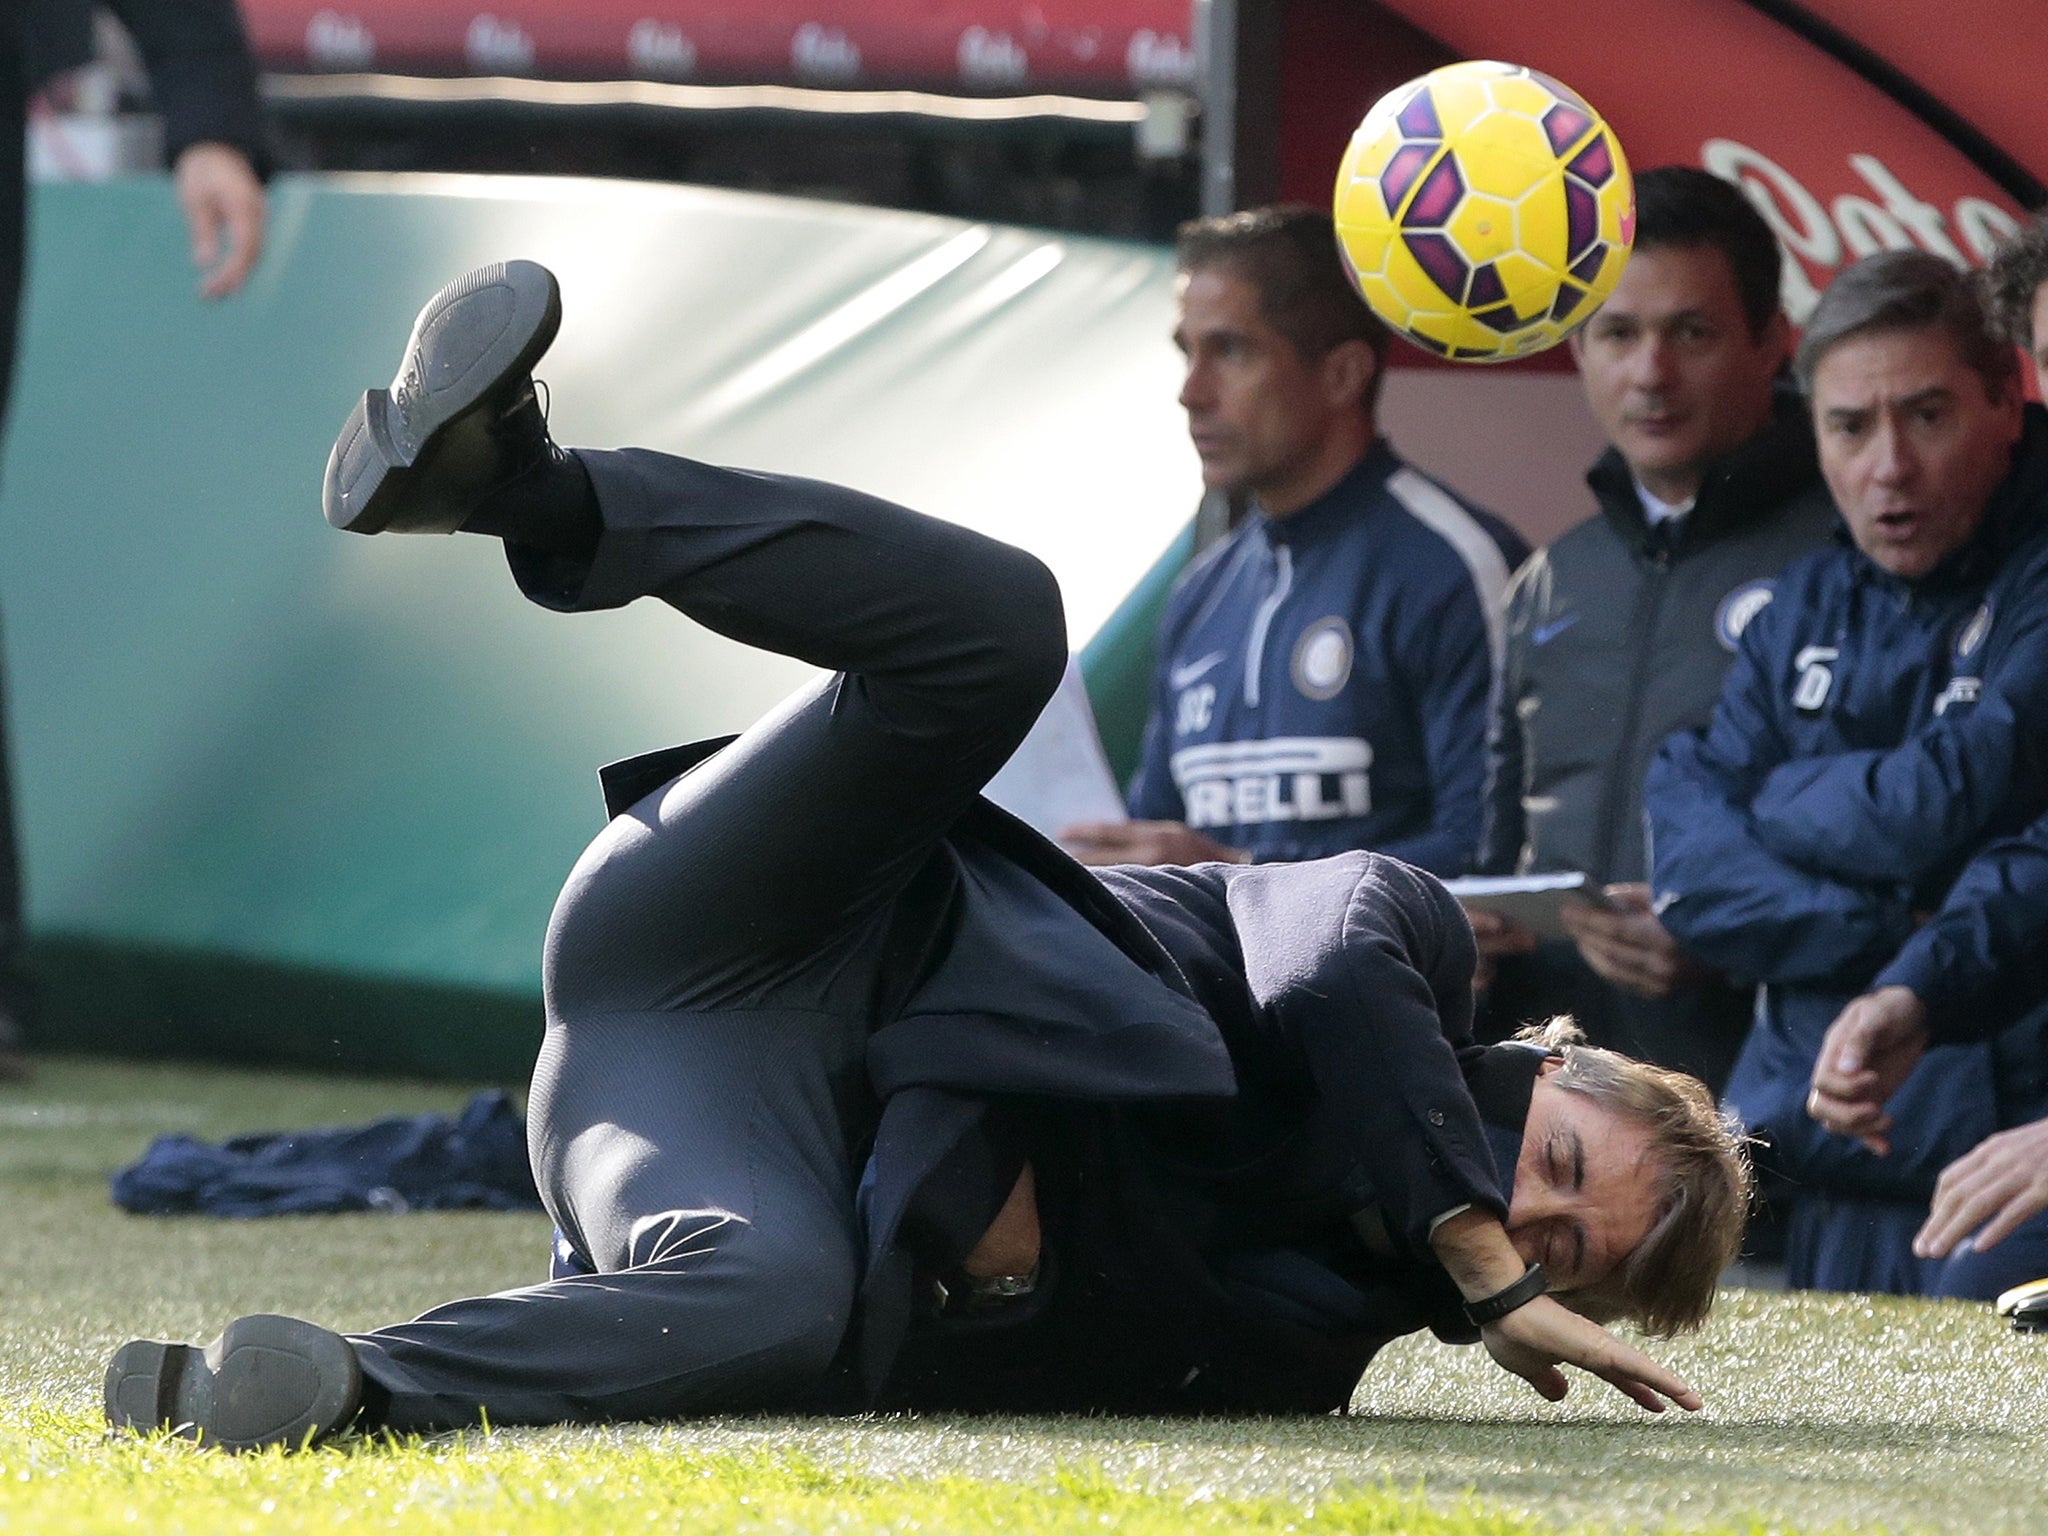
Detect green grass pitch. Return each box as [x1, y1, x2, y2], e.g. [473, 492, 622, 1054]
[1, 1056, 2044, 1534]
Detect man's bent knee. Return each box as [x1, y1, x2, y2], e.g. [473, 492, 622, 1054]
[932, 547, 1068, 729]
[996, 552, 1070, 709]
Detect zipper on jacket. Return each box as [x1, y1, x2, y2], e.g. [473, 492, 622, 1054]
[1590, 546, 1670, 882]
[1243, 543, 1293, 708]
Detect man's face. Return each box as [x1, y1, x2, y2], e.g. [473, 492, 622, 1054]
[1506, 1070, 1662, 1294]
[1174, 265, 1355, 513]
[1570, 243, 1787, 503]
[1811, 325, 2022, 580]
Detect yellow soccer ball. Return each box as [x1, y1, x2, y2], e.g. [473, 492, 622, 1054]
[1333, 59, 1635, 362]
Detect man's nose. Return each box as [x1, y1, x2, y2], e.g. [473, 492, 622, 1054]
[1626, 334, 1678, 390]
[1179, 361, 1210, 413]
[1869, 419, 1917, 485]
[1514, 1191, 1559, 1226]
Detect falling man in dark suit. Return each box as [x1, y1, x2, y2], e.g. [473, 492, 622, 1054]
[105, 262, 1749, 1449]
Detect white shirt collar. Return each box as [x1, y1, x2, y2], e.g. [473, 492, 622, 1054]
[1633, 478, 1696, 528]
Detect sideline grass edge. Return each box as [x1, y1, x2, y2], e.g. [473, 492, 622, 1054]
[0, 1402, 1849, 1536]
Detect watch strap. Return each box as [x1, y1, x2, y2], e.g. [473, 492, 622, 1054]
[1463, 1262, 1548, 1326]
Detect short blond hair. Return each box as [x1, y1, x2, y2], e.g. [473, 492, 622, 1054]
[1518, 1018, 1752, 1336]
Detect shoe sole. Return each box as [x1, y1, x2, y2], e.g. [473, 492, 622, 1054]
[322, 259, 563, 535]
[105, 1314, 362, 1451]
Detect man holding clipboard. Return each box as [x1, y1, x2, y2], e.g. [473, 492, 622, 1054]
[1472, 170, 1835, 1093]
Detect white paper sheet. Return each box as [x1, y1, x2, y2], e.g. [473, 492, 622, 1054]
[981, 657, 1129, 837]
[1441, 871, 1610, 942]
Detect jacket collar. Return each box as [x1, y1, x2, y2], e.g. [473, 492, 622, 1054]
[1586, 388, 1822, 558]
[1254, 438, 1401, 549]
[1470, 1040, 1551, 1200]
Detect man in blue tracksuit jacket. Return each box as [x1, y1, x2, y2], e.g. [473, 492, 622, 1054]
[1125, 438, 1525, 872]
[1646, 250, 2048, 1296]
[1065, 208, 1526, 875]
[1808, 215, 2048, 1279]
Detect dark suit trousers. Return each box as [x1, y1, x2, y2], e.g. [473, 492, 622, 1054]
[348, 449, 1067, 1430]
[0, 54, 36, 1030]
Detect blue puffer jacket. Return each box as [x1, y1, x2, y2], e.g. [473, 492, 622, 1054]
[1876, 811, 2048, 1040]
[1647, 407, 2048, 1198]
[1128, 441, 1526, 874]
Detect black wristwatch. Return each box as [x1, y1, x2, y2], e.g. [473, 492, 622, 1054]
[1463, 1262, 1549, 1327]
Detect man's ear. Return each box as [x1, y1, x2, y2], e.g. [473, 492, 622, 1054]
[1991, 370, 2027, 441]
[1758, 309, 1793, 365]
[1535, 1054, 1565, 1078]
[1321, 337, 1377, 411]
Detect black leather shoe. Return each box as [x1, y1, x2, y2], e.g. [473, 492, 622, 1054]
[323, 259, 563, 535]
[105, 1314, 363, 1451]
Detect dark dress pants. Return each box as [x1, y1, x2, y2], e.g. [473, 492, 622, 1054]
[0, 53, 35, 1040]
[349, 449, 1067, 1430]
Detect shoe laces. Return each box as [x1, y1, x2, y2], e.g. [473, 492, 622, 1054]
[487, 376, 561, 482]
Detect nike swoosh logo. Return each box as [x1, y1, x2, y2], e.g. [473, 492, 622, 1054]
[1170, 650, 1229, 688]
[1531, 614, 1580, 646]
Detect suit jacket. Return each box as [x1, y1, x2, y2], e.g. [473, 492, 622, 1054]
[15, 0, 268, 166]
[602, 741, 1536, 1412]
[3, 0, 268, 428]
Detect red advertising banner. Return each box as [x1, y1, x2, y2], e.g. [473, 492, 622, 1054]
[1291, 0, 2029, 322]
[1793, 0, 2048, 197]
[242, 1, 1196, 96]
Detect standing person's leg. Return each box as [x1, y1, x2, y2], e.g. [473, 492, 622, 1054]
[0, 565, 31, 1075]
[0, 59, 34, 1074]
[1, 52, 25, 439]
[107, 261, 1067, 1447]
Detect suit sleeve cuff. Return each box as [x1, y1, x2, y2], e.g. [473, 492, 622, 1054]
[1428, 1203, 1475, 1235]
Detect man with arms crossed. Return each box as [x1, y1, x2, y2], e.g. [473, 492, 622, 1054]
[1649, 249, 2048, 1295]
[105, 262, 1743, 1449]
[1807, 216, 2048, 1277]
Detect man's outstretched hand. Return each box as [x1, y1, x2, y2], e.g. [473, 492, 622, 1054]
[1430, 1207, 1700, 1414]
[1806, 986, 1929, 1156]
[1482, 1294, 1701, 1413]
[1915, 1118, 2048, 1260]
